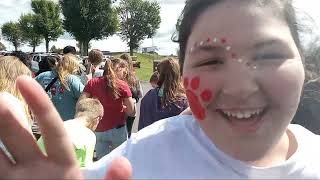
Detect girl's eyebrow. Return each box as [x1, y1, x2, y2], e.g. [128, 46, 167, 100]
[252, 39, 288, 50]
[192, 44, 226, 54]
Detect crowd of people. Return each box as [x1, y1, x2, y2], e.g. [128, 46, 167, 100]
[0, 0, 320, 179]
[0, 44, 188, 165]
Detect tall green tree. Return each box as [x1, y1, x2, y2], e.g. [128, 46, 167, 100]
[118, 0, 161, 55]
[0, 42, 6, 51]
[19, 13, 44, 52]
[76, 41, 91, 55]
[31, 0, 64, 52]
[1, 22, 24, 51]
[60, 0, 118, 56]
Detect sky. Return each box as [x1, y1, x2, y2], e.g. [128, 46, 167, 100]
[0, 0, 319, 55]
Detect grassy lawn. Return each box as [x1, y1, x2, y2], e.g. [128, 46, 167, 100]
[134, 53, 165, 81]
[114, 52, 166, 81]
[114, 53, 165, 81]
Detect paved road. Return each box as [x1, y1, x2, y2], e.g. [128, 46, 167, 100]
[131, 81, 152, 133]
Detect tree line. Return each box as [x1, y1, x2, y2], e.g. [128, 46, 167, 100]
[1, 0, 161, 56]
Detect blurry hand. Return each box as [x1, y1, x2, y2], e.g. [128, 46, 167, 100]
[0, 76, 81, 179]
[0, 76, 132, 179]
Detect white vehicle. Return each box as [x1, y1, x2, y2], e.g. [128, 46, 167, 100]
[31, 53, 58, 73]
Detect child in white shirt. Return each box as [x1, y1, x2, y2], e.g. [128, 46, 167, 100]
[37, 98, 103, 167]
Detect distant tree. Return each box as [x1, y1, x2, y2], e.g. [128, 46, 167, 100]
[19, 13, 43, 52]
[50, 45, 57, 52]
[1, 22, 24, 51]
[50, 45, 63, 53]
[118, 0, 161, 56]
[76, 41, 91, 55]
[60, 0, 118, 56]
[31, 0, 64, 52]
[0, 42, 6, 51]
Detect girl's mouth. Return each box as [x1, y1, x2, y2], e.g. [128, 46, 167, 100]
[216, 107, 268, 133]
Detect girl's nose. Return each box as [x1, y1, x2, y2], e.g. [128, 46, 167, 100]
[222, 62, 259, 101]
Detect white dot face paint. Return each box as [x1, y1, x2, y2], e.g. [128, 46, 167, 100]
[213, 38, 218, 43]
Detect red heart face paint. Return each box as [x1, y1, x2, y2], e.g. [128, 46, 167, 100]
[221, 37, 227, 44]
[184, 76, 214, 121]
[186, 89, 206, 120]
[200, 90, 213, 102]
[231, 53, 237, 59]
[184, 77, 189, 88]
[191, 76, 200, 90]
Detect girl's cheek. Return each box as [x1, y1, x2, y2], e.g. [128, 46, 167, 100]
[183, 75, 215, 121]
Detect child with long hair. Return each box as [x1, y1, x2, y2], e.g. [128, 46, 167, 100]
[138, 58, 188, 130]
[36, 54, 84, 120]
[119, 54, 143, 137]
[79, 58, 135, 160]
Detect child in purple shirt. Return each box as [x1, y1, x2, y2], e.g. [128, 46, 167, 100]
[138, 58, 188, 130]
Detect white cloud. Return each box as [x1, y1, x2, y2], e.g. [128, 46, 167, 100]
[0, 0, 185, 55]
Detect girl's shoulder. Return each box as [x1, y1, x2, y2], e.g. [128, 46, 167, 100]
[36, 71, 54, 78]
[117, 79, 130, 88]
[67, 74, 83, 83]
[87, 76, 105, 84]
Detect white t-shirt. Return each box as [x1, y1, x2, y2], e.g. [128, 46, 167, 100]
[83, 115, 320, 179]
[38, 120, 96, 167]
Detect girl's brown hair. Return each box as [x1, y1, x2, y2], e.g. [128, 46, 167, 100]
[119, 53, 138, 89]
[103, 58, 121, 99]
[157, 58, 186, 107]
[56, 54, 80, 90]
[112, 58, 129, 79]
[89, 49, 103, 66]
[173, 0, 304, 72]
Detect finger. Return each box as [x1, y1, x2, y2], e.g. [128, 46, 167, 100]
[16, 76, 77, 165]
[0, 93, 41, 163]
[0, 148, 13, 176]
[105, 156, 132, 180]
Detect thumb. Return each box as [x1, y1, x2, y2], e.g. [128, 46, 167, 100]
[105, 156, 132, 180]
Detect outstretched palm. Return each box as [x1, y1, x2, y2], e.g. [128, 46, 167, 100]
[0, 76, 131, 179]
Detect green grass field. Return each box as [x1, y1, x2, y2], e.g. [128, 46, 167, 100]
[115, 52, 165, 81]
[134, 53, 165, 81]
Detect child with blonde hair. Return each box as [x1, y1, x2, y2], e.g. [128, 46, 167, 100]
[38, 98, 103, 167]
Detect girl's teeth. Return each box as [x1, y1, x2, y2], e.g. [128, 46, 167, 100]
[222, 109, 263, 119]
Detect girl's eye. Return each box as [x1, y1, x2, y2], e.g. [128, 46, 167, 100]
[254, 53, 285, 60]
[195, 58, 224, 67]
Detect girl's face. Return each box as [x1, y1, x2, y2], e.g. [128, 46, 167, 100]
[114, 65, 126, 79]
[183, 1, 304, 156]
[150, 82, 158, 88]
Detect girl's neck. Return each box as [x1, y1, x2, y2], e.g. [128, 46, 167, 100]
[204, 125, 298, 167]
[93, 62, 102, 68]
[72, 117, 87, 127]
[244, 130, 297, 167]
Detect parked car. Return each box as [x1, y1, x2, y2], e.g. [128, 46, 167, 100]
[31, 53, 59, 73]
